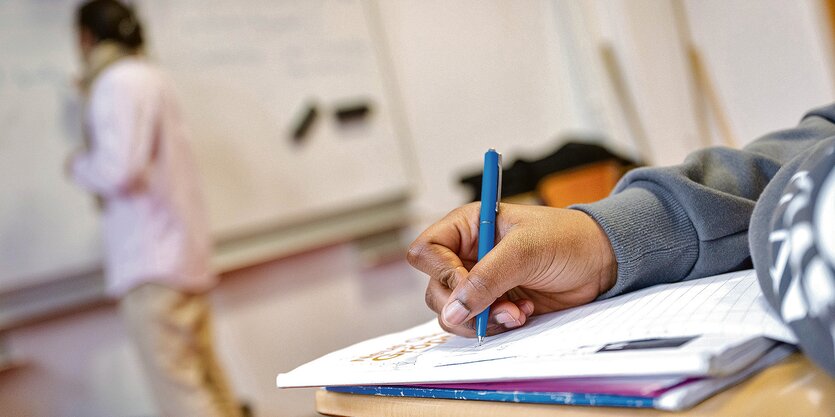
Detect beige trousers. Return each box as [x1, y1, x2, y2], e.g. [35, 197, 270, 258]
[120, 283, 242, 417]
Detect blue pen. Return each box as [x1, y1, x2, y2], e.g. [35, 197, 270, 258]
[475, 148, 502, 346]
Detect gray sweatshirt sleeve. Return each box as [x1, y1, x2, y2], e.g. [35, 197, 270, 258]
[749, 137, 835, 377]
[573, 103, 835, 298]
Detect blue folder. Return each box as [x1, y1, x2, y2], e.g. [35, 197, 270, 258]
[325, 385, 655, 408]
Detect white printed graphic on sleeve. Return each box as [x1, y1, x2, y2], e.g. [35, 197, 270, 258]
[815, 157, 835, 266]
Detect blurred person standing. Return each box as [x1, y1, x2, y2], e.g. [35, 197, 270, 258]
[67, 1, 242, 416]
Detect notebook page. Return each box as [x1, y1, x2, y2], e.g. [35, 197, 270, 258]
[278, 269, 795, 387]
[426, 269, 795, 366]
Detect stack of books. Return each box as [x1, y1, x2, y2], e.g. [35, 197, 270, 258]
[278, 270, 797, 411]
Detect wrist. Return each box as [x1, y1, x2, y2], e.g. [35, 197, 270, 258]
[572, 185, 699, 299]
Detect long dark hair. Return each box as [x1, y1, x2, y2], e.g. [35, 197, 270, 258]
[76, 0, 144, 49]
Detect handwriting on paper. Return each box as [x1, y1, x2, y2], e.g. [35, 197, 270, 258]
[351, 332, 451, 362]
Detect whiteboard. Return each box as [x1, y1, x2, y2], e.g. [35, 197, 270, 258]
[0, 0, 101, 291]
[0, 0, 410, 293]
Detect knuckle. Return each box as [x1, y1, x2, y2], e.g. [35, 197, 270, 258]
[463, 201, 481, 211]
[446, 203, 477, 221]
[448, 204, 469, 217]
[465, 273, 496, 300]
[406, 242, 426, 267]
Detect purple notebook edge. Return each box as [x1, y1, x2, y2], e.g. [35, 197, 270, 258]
[415, 375, 703, 397]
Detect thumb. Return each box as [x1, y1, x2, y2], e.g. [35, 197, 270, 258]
[440, 234, 531, 327]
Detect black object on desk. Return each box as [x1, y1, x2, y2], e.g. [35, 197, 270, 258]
[460, 141, 639, 202]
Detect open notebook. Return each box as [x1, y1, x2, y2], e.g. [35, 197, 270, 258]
[279, 270, 795, 389]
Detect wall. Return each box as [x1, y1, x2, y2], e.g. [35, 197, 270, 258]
[376, 0, 596, 217]
[579, 0, 835, 163]
[684, 0, 835, 145]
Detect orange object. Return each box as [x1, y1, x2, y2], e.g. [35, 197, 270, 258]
[537, 160, 626, 208]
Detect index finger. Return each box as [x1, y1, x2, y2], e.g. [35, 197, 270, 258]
[407, 204, 480, 282]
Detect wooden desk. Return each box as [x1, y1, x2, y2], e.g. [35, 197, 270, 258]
[315, 354, 835, 417]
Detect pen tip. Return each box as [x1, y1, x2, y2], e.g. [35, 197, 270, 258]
[477, 336, 484, 346]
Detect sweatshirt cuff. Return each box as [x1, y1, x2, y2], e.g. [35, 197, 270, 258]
[572, 183, 699, 299]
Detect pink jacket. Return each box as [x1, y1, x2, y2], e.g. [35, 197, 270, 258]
[72, 58, 216, 297]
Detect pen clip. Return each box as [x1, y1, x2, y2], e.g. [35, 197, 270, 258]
[495, 152, 502, 213]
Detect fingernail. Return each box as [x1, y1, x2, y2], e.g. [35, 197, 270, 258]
[521, 303, 534, 316]
[442, 300, 470, 325]
[495, 312, 515, 324]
